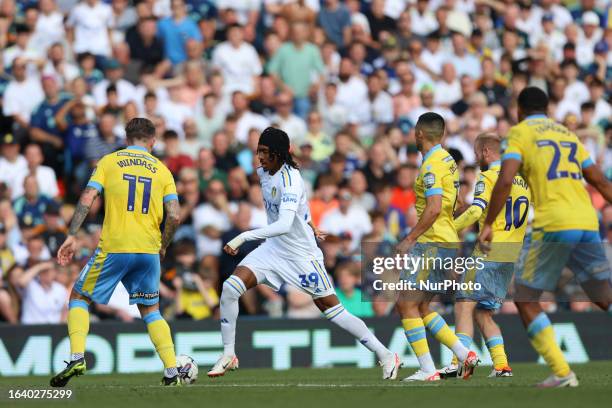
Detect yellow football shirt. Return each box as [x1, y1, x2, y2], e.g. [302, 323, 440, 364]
[456, 161, 530, 261]
[414, 144, 460, 243]
[502, 114, 597, 232]
[87, 145, 178, 253]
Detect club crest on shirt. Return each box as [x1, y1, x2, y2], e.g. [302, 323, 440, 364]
[271, 187, 277, 198]
[423, 172, 435, 189]
[474, 180, 485, 196]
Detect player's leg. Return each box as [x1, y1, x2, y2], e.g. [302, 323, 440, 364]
[51, 248, 112, 387]
[474, 308, 512, 377]
[395, 294, 439, 380]
[123, 253, 181, 385]
[208, 265, 258, 377]
[313, 293, 400, 379]
[440, 300, 476, 378]
[220, 267, 257, 357]
[514, 231, 577, 387]
[570, 230, 612, 311]
[420, 299, 477, 378]
[49, 290, 90, 387]
[515, 285, 577, 387]
[137, 302, 181, 385]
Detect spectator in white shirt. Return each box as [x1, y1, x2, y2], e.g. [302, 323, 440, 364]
[3, 24, 42, 71]
[32, 0, 66, 53]
[0, 134, 28, 200]
[17, 261, 67, 324]
[434, 62, 462, 106]
[561, 59, 590, 105]
[320, 186, 372, 251]
[530, 13, 566, 62]
[448, 32, 482, 78]
[212, 24, 262, 95]
[192, 179, 233, 258]
[3, 57, 44, 128]
[42, 43, 80, 88]
[363, 73, 393, 136]
[410, 0, 438, 37]
[335, 58, 369, 127]
[66, 0, 114, 58]
[12, 144, 59, 200]
[271, 92, 307, 144]
[420, 33, 446, 78]
[92, 59, 137, 107]
[232, 91, 270, 144]
[589, 78, 612, 125]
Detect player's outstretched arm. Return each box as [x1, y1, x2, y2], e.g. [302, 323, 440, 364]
[397, 194, 442, 253]
[583, 165, 612, 204]
[57, 186, 100, 266]
[225, 209, 296, 255]
[160, 198, 181, 260]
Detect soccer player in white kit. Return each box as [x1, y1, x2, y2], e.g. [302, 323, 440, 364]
[208, 127, 400, 379]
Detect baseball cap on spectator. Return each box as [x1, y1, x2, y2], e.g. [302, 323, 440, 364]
[582, 11, 600, 26]
[104, 58, 122, 70]
[1, 133, 21, 146]
[45, 201, 61, 217]
[382, 36, 398, 50]
[541, 13, 554, 23]
[594, 41, 609, 54]
[398, 117, 414, 134]
[15, 23, 31, 35]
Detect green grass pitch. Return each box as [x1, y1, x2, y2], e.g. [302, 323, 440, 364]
[1, 362, 612, 407]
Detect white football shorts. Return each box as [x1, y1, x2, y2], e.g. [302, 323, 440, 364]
[238, 245, 335, 298]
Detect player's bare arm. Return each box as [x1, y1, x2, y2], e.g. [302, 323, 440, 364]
[57, 186, 100, 266]
[583, 164, 612, 204]
[478, 159, 521, 248]
[396, 194, 441, 253]
[160, 199, 181, 260]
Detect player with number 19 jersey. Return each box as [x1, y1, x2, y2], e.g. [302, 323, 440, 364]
[502, 114, 597, 232]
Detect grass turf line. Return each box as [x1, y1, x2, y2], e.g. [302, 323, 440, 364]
[1, 362, 611, 407]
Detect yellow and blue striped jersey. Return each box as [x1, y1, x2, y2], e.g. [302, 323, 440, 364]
[87, 145, 177, 254]
[414, 144, 460, 243]
[502, 114, 597, 232]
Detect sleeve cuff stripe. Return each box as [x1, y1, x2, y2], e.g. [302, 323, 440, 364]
[163, 194, 178, 202]
[472, 200, 487, 209]
[581, 158, 594, 169]
[87, 181, 103, 192]
[502, 152, 522, 162]
[425, 188, 443, 197]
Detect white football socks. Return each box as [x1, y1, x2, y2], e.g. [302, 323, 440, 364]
[324, 304, 391, 361]
[220, 276, 247, 357]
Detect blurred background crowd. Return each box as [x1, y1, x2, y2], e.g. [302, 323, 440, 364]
[0, 0, 610, 325]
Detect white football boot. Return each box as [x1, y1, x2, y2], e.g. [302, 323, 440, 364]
[536, 371, 579, 388]
[207, 355, 239, 378]
[401, 369, 441, 382]
[488, 366, 513, 377]
[437, 363, 459, 379]
[380, 353, 401, 380]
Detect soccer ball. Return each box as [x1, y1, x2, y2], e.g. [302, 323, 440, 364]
[177, 354, 198, 384]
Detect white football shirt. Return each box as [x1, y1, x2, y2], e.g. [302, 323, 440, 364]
[257, 165, 322, 260]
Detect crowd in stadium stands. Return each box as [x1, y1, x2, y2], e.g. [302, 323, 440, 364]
[0, 0, 610, 325]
